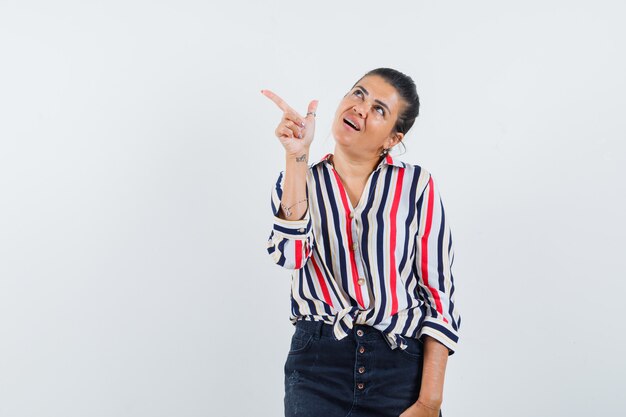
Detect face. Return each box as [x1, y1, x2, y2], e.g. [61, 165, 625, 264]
[332, 74, 405, 156]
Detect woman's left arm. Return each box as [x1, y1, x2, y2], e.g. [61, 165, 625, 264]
[401, 173, 462, 417]
[399, 335, 448, 416]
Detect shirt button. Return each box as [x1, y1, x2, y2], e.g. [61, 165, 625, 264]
[352, 242, 358, 251]
[359, 346, 365, 354]
[298, 228, 305, 233]
[357, 278, 365, 285]
[356, 329, 364, 337]
[357, 383, 364, 390]
[358, 366, 365, 374]
[349, 212, 355, 219]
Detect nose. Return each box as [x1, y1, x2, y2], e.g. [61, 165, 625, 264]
[352, 102, 368, 118]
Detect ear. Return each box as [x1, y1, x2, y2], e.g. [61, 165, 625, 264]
[385, 132, 404, 149]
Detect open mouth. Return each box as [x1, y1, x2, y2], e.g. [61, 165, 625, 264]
[343, 118, 360, 131]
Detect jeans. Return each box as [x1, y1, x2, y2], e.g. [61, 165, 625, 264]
[284, 320, 443, 417]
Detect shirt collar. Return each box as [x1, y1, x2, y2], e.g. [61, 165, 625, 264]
[312, 152, 404, 169]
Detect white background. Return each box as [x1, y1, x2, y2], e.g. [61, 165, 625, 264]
[1, 1, 625, 416]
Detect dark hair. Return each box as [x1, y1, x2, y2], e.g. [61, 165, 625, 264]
[353, 67, 420, 135]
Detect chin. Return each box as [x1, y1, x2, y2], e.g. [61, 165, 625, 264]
[331, 126, 350, 147]
[331, 122, 356, 147]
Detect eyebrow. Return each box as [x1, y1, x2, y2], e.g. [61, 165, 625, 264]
[355, 85, 391, 114]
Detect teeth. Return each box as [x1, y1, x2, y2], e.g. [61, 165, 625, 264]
[344, 118, 358, 130]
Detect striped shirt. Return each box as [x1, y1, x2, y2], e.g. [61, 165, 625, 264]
[266, 153, 461, 354]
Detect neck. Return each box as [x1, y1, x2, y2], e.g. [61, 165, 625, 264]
[331, 146, 383, 180]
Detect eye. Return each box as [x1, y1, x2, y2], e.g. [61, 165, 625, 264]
[375, 106, 385, 116]
[353, 89, 364, 98]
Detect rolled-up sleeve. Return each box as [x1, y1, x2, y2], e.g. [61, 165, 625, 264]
[415, 174, 461, 355]
[266, 171, 315, 270]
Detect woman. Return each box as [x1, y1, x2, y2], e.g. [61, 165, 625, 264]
[262, 68, 460, 417]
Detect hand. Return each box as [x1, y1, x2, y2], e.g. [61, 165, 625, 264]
[399, 399, 440, 417]
[261, 89, 318, 157]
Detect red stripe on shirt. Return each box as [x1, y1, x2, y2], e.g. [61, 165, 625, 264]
[331, 168, 365, 308]
[388, 169, 404, 315]
[421, 177, 446, 320]
[311, 255, 333, 307]
[295, 240, 303, 269]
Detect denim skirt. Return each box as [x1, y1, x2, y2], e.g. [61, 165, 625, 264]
[284, 320, 443, 417]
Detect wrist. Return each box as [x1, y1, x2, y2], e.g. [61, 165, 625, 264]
[416, 395, 442, 409]
[286, 149, 310, 162]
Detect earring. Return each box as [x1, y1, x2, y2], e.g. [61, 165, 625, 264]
[380, 148, 389, 157]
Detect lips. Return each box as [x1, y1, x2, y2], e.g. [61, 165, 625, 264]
[343, 116, 361, 131]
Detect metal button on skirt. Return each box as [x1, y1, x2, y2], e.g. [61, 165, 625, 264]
[284, 320, 442, 417]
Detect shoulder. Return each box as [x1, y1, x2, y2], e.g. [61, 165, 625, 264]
[392, 158, 433, 191]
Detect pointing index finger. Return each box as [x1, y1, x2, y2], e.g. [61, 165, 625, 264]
[261, 89, 292, 113]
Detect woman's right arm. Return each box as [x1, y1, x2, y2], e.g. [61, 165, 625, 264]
[262, 89, 318, 269]
[277, 151, 310, 221]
